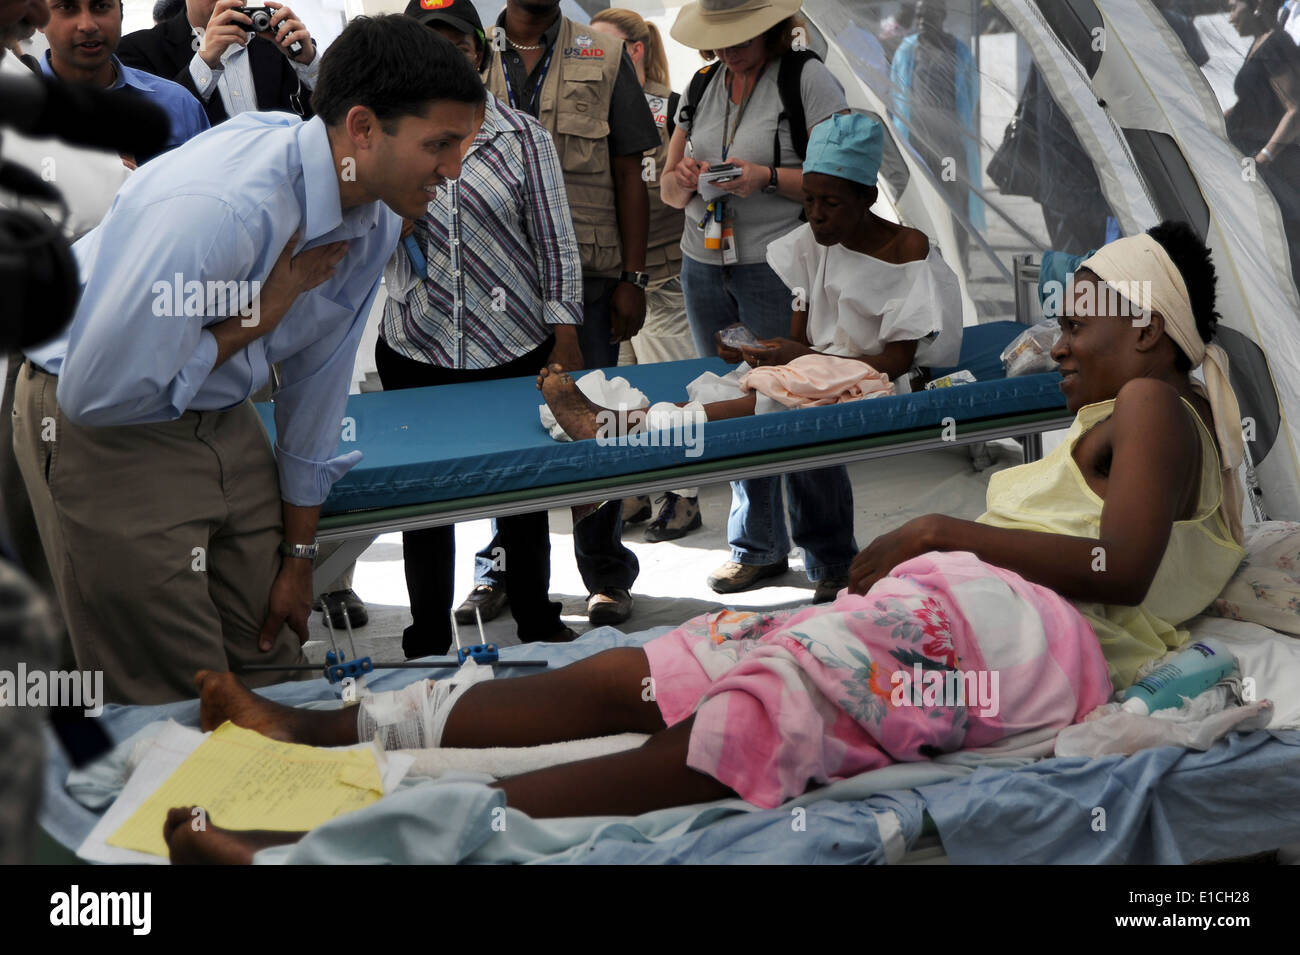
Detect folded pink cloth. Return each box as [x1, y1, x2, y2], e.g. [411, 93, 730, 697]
[739, 354, 895, 408]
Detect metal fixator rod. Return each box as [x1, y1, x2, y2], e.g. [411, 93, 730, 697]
[322, 599, 340, 658]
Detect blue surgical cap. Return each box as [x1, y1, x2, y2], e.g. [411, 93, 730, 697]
[802, 113, 884, 189]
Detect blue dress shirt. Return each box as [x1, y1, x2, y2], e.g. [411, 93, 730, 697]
[27, 111, 402, 506]
[40, 52, 210, 153]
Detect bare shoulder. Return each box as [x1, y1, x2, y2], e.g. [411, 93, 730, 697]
[895, 227, 930, 264]
[1111, 378, 1198, 450]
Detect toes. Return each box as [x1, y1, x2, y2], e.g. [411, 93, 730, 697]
[164, 806, 195, 843]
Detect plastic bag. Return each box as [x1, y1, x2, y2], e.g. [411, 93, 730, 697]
[1000, 320, 1061, 377]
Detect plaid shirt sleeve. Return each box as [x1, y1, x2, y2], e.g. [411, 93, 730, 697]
[518, 119, 584, 327]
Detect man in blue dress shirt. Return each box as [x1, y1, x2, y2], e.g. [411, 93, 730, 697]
[39, 0, 209, 163]
[12, 14, 485, 704]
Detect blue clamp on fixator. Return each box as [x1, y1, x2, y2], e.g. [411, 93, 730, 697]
[324, 650, 374, 685]
[456, 643, 499, 666]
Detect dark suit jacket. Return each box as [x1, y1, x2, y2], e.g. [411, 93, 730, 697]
[117, 8, 314, 126]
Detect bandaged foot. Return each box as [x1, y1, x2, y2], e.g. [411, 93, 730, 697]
[538, 364, 647, 441]
[356, 660, 494, 751]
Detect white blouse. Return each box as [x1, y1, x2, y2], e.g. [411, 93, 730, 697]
[765, 223, 963, 372]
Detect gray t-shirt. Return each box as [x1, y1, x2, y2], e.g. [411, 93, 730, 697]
[676, 58, 847, 265]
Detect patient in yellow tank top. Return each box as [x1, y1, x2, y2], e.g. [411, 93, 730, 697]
[847, 221, 1246, 688]
[977, 396, 1243, 687]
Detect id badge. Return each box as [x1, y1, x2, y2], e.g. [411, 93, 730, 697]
[721, 214, 738, 265]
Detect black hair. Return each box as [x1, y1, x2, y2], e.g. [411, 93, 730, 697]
[152, 0, 184, 23]
[1146, 220, 1219, 372]
[312, 15, 485, 129]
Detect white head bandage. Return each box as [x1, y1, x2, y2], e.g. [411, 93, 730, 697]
[1081, 234, 1245, 545]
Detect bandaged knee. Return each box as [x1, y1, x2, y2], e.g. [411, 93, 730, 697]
[355, 660, 494, 750]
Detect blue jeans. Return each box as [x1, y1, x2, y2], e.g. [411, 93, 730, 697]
[680, 255, 858, 581]
[477, 276, 638, 594]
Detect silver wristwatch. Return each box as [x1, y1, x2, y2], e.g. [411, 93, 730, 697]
[278, 541, 319, 560]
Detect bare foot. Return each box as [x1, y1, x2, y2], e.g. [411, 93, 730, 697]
[538, 363, 646, 442]
[195, 670, 304, 742]
[164, 806, 305, 865]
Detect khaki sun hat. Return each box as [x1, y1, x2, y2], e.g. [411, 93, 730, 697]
[670, 0, 804, 51]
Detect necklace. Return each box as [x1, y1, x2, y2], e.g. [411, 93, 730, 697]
[507, 36, 544, 51]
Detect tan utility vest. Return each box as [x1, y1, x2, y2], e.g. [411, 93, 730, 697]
[484, 17, 624, 277]
[642, 78, 684, 285]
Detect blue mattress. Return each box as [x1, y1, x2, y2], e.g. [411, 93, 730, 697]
[258, 321, 1066, 517]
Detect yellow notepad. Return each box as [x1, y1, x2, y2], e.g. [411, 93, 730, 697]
[107, 721, 385, 858]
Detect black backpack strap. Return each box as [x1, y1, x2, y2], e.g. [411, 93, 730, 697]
[774, 49, 821, 164]
[666, 90, 681, 141]
[678, 62, 719, 142]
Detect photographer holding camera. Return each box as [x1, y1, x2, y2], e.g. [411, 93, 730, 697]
[118, 0, 319, 125]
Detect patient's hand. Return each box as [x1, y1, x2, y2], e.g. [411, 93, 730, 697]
[848, 515, 946, 596]
[741, 337, 813, 368]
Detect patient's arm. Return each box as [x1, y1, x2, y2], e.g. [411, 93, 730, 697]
[849, 377, 1200, 605]
[852, 339, 917, 381]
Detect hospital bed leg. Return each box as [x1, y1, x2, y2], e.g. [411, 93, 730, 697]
[1018, 433, 1044, 463]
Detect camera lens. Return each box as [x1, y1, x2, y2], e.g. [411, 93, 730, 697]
[250, 9, 271, 30]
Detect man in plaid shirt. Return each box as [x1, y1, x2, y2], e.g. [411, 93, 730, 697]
[381, 0, 584, 657]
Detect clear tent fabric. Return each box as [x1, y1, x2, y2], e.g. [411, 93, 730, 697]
[794, 0, 1300, 523]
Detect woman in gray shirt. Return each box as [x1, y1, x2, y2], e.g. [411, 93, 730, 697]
[663, 0, 855, 602]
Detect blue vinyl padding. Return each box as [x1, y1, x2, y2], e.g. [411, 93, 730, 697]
[258, 321, 1064, 516]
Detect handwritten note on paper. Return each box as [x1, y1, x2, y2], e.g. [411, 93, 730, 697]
[107, 721, 384, 858]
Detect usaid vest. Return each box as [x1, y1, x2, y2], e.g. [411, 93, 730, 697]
[642, 79, 684, 285]
[485, 18, 624, 277]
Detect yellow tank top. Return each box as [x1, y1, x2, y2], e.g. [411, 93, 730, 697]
[976, 398, 1244, 688]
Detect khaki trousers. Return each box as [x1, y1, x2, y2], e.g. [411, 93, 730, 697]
[12, 363, 308, 704]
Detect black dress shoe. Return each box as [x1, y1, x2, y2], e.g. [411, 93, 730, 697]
[455, 584, 508, 625]
[319, 589, 368, 629]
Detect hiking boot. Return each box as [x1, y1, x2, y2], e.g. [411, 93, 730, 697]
[643, 492, 703, 542]
[586, 588, 633, 626]
[707, 558, 789, 594]
[812, 576, 849, 604]
[454, 584, 508, 625]
[622, 495, 653, 524]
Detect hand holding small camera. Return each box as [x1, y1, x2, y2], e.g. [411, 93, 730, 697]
[197, 0, 252, 68]
[263, 1, 315, 64]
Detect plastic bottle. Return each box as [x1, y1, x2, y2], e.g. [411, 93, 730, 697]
[1120, 638, 1237, 716]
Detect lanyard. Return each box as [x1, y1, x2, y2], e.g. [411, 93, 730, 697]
[721, 65, 764, 160]
[503, 43, 556, 117]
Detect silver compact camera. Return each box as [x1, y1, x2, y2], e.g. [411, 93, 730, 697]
[236, 6, 304, 56]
